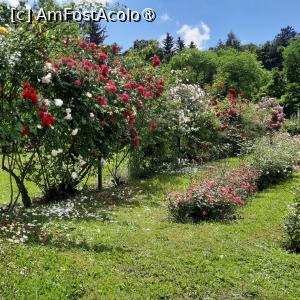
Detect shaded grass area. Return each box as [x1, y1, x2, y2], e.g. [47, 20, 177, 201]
[0, 160, 300, 299]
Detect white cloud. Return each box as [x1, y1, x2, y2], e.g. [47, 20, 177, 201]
[160, 13, 172, 22]
[177, 22, 210, 50]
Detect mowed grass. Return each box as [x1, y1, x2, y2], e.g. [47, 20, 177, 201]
[0, 161, 300, 299]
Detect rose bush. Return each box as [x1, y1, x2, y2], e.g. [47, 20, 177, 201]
[168, 163, 261, 222]
[0, 21, 164, 207]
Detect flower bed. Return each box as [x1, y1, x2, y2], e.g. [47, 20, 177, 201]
[167, 163, 261, 222]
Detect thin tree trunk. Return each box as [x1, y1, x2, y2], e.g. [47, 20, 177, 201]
[98, 158, 102, 192]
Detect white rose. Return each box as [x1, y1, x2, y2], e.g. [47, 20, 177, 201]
[57, 149, 63, 154]
[54, 99, 63, 107]
[71, 172, 77, 179]
[51, 150, 58, 157]
[71, 128, 78, 136]
[66, 108, 71, 114]
[45, 62, 54, 71]
[86, 92, 92, 98]
[41, 73, 52, 84]
[64, 114, 72, 120]
[90, 112, 95, 119]
[37, 125, 42, 129]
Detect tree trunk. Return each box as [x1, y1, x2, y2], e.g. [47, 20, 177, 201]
[98, 159, 102, 192]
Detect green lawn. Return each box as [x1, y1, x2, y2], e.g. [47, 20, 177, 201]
[0, 162, 300, 299]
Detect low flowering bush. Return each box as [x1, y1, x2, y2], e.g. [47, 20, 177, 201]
[284, 190, 300, 251]
[248, 133, 300, 189]
[167, 164, 261, 222]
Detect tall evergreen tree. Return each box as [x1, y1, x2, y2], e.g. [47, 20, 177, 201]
[88, 21, 107, 45]
[176, 37, 185, 52]
[274, 26, 297, 47]
[162, 32, 175, 61]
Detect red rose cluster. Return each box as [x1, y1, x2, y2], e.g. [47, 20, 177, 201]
[22, 82, 38, 105]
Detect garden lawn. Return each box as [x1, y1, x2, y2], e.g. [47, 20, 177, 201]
[0, 166, 300, 299]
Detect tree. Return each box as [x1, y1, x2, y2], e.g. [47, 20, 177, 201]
[88, 21, 107, 45]
[265, 68, 286, 99]
[282, 37, 300, 115]
[274, 26, 297, 47]
[162, 32, 175, 61]
[170, 49, 218, 85]
[216, 49, 269, 99]
[176, 37, 185, 52]
[258, 26, 298, 70]
[189, 41, 197, 49]
[225, 31, 241, 50]
[133, 39, 158, 51]
[0, 2, 10, 26]
[283, 36, 300, 83]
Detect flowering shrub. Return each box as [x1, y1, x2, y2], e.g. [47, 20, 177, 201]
[258, 97, 285, 131]
[168, 83, 222, 162]
[167, 164, 261, 222]
[0, 22, 164, 206]
[284, 190, 300, 251]
[210, 83, 251, 156]
[248, 133, 300, 189]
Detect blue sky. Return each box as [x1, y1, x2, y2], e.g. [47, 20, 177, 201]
[102, 0, 300, 50]
[5, 0, 300, 50]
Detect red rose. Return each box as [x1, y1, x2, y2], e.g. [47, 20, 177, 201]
[97, 52, 108, 62]
[74, 79, 81, 86]
[97, 96, 106, 106]
[228, 88, 237, 96]
[111, 44, 119, 54]
[101, 120, 107, 127]
[151, 55, 161, 67]
[100, 65, 109, 78]
[39, 111, 55, 128]
[121, 93, 129, 104]
[150, 120, 157, 129]
[22, 82, 38, 105]
[21, 126, 29, 137]
[134, 136, 139, 147]
[119, 67, 127, 75]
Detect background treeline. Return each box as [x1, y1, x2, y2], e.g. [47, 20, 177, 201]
[127, 27, 300, 117]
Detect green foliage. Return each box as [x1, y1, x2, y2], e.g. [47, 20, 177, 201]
[265, 67, 286, 98]
[283, 36, 300, 83]
[285, 190, 300, 251]
[216, 49, 270, 99]
[170, 49, 218, 85]
[284, 113, 300, 135]
[248, 133, 300, 189]
[282, 82, 300, 116]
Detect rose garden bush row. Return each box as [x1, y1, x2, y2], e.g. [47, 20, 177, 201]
[0, 20, 299, 217]
[167, 133, 300, 222]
